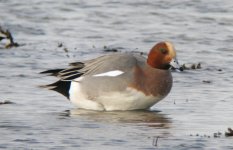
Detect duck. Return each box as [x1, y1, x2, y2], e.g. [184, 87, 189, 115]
[41, 41, 182, 111]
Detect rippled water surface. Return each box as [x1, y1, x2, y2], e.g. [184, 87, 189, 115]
[1, 0, 233, 149]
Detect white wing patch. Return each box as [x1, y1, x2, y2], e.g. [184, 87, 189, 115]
[93, 70, 124, 77]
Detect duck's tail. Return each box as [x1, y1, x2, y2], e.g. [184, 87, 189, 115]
[40, 69, 71, 99]
[40, 62, 85, 99]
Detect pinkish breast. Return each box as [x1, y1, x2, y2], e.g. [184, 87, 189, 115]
[128, 65, 173, 97]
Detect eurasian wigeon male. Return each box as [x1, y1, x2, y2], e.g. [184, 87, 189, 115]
[41, 41, 182, 111]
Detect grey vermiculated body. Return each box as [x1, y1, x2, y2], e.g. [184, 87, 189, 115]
[70, 53, 173, 108]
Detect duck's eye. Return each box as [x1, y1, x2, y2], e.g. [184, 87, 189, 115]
[160, 48, 168, 54]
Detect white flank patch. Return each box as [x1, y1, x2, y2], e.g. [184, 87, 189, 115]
[69, 80, 105, 111]
[93, 70, 124, 77]
[73, 76, 84, 82]
[69, 82, 164, 111]
[98, 87, 163, 111]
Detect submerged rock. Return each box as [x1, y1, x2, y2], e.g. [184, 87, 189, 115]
[181, 62, 202, 70]
[225, 128, 233, 137]
[0, 100, 14, 105]
[0, 26, 19, 48]
[103, 45, 120, 52]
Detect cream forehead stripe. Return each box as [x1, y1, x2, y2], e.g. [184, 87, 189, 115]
[165, 41, 176, 56]
[93, 70, 124, 77]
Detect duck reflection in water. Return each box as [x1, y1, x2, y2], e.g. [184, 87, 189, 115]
[61, 109, 171, 128]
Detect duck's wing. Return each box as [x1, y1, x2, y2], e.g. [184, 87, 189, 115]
[40, 53, 145, 98]
[40, 62, 85, 80]
[42, 53, 144, 80]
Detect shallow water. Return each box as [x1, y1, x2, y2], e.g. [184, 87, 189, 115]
[1, 0, 233, 149]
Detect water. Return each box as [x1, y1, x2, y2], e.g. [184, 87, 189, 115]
[1, 0, 233, 149]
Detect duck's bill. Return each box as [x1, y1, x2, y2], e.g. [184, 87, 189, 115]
[170, 58, 183, 71]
